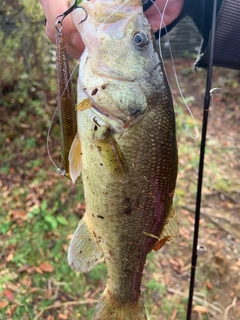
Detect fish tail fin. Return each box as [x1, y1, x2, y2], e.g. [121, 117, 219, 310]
[93, 290, 147, 320]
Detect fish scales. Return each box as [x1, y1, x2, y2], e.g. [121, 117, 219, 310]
[67, 0, 178, 318]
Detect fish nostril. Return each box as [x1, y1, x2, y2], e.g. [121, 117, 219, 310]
[92, 88, 98, 95]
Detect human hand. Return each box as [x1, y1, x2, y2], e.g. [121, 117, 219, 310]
[145, 0, 184, 32]
[39, 0, 84, 59]
[39, 0, 184, 59]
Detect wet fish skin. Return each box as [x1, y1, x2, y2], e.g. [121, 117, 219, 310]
[68, 0, 178, 319]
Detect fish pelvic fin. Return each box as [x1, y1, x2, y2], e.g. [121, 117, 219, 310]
[68, 216, 102, 272]
[93, 290, 147, 320]
[152, 206, 179, 251]
[68, 133, 82, 183]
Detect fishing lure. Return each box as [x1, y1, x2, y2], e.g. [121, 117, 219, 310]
[55, 23, 77, 179]
[53, 1, 87, 180]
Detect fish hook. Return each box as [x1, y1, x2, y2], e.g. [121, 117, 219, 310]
[55, 0, 88, 32]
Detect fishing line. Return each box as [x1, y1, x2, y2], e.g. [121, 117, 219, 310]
[46, 62, 79, 174]
[100, 0, 132, 25]
[150, 0, 199, 139]
[187, 0, 218, 318]
[165, 34, 199, 140]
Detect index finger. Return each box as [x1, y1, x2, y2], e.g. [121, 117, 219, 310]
[39, 0, 84, 59]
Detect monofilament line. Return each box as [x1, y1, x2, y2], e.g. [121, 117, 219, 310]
[151, 0, 199, 139]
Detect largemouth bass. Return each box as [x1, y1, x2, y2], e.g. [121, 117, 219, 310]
[68, 0, 178, 319]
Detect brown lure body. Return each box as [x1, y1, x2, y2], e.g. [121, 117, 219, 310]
[56, 31, 77, 179]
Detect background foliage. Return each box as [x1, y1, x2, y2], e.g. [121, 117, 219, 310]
[1, 1, 240, 319]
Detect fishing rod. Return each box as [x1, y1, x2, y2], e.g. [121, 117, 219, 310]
[186, 0, 218, 318]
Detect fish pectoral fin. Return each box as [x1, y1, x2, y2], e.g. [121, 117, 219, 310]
[68, 216, 102, 273]
[153, 206, 179, 251]
[95, 132, 128, 183]
[68, 133, 82, 183]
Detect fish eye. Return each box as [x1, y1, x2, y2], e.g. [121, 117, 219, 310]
[133, 31, 149, 48]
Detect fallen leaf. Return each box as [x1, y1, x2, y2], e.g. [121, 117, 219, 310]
[62, 244, 68, 252]
[7, 303, 17, 316]
[4, 289, 14, 301]
[0, 301, 9, 309]
[236, 259, 240, 267]
[39, 262, 55, 273]
[34, 267, 43, 274]
[170, 308, 177, 320]
[6, 253, 14, 262]
[192, 305, 208, 314]
[29, 287, 39, 293]
[26, 267, 35, 274]
[67, 234, 73, 240]
[59, 314, 68, 319]
[10, 210, 26, 220]
[17, 264, 30, 273]
[21, 276, 32, 288]
[205, 280, 213, 290]
[5, 283, 18, 292]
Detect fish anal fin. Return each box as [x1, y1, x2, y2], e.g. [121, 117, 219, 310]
[68, 216, 102, 273]
[161, 206, 179, 244]
[68, 133, 82, 183]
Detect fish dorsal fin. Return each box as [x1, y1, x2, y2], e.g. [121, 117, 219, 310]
[68, 216, 102, 273]
[153, 206, 179, 251]
[68, 133, 82, 183]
